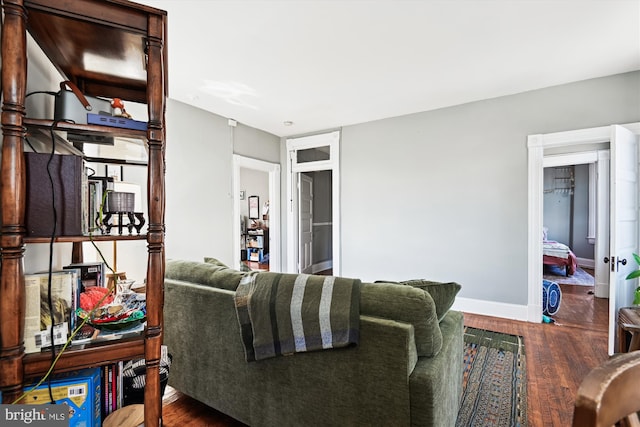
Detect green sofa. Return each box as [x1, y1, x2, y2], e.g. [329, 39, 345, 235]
[163, 259, 464, 427]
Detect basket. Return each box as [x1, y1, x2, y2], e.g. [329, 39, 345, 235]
[542, 279, 562, 316]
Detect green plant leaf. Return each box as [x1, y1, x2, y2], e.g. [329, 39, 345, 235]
[626, 270, 640, 280]
[633, 253, 640, 265]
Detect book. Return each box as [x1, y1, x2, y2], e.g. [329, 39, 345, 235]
[23, 271, 75, 353]
[64, 262, 105, 292]
[81, 166, 89, 235]
[87, 176, 114, 234]
[20, 367, 102, 427]
[101, 363, 123, 419]
[102, 366, 109, 420]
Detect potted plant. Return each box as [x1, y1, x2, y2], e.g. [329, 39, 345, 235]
[625, 253, 640, 305]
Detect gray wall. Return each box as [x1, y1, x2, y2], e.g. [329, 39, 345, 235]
[543, 165, 594, 260]
[572, 164, 593, 259]
[336, 71, 639, 305]
[165, 99, 233, 264]
[240, 168, 269, 222]
[544, 167, 573, 245]
[234, 124, 281, 164]
[165, 100, 280, 266]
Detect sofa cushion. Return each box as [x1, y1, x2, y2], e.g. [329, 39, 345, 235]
[360, 282, 442, 357]
[400, 280, 461, 322]
[165, 259, 246, 291]
[203, 257, 229, 267]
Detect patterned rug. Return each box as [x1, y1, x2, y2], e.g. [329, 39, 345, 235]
[456, 327, 527, 427]
[543, 265, 594, 286]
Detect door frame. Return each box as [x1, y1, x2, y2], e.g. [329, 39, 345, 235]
[527, 122, 640, 323]
[286, 131, 341, 275]
[233, 155, 281, 271]
[608, 125, 640, 354]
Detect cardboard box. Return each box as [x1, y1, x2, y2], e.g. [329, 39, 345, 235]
[20, 367, 102, 427]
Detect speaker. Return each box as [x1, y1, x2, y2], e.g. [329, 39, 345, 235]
[25, 152, 84, 237]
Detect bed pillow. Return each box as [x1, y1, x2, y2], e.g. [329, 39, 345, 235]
[400, 280, 461, 321]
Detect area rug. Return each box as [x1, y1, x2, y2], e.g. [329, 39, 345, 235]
[544, 265, 594, 286]
[456, 327, 527, 427]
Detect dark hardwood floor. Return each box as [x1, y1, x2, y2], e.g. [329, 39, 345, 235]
[162, 279, 609, 427]
[464, 283, 608, 427]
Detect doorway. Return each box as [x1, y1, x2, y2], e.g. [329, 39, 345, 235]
[286, 131, 340, 275]
[543, 154, 608, 299]
[528, 123, 640, 355]
[297, 170, 334, 274]
[232, 155, 281, 272]
[542, 158, 603, 332]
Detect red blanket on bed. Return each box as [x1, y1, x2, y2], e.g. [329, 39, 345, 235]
[543, 252, 578, 276]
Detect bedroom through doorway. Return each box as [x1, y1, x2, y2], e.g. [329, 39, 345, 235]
[530, 124, 640, 355]
[542, 154, 608, 327]
[543, 164, 596, 326]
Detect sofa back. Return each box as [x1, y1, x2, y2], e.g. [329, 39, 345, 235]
[164, 259, 444, 357]
[165, 258, 245, 290]
[164, 277, 418, 426]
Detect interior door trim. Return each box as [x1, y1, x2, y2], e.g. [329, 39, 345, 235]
[527, 122, 640, 326]
[286, 130, 341, 275]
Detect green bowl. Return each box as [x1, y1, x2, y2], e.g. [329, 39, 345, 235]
[91, 316, 146, 332]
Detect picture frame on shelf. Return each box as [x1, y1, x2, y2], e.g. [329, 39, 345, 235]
[248, 195, 259, 219]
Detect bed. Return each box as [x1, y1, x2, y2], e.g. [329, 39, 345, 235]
[543, 240, 578, 276]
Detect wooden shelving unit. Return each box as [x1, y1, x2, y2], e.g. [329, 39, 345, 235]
[0, 0, 167, 425]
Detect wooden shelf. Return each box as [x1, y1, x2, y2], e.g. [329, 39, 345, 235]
[24, 0, 166, 104]
[24, 118, 148, 140]
[0, 1, 167, 424]
[24, 336, 145, 378]
[25, 234, 147, 244]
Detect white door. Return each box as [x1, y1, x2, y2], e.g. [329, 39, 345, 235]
[286, 131, 341, 275]
[607, 125, 639, 354]
[298, 173, 313, 273]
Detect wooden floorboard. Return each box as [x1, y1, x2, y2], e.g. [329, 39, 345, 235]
[162, 281, 609, 427]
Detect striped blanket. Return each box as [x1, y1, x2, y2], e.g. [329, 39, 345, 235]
[235, 272, 361, 362]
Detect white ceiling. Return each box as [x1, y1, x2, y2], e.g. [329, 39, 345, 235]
[140, 0, 640, 137]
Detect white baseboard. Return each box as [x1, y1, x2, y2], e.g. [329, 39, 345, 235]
[311, 260, 333, 274]
[452, 297, 531, 322]
[577, 257, 595, 269]
[595, 283, 609, 299]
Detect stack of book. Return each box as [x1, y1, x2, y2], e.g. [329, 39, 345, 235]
[102, 362, 124, 419]
[23, 262, 105, 354]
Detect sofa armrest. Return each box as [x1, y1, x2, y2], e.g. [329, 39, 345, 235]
[360, 282, 442, 357]
[409, 310, 464, 427]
